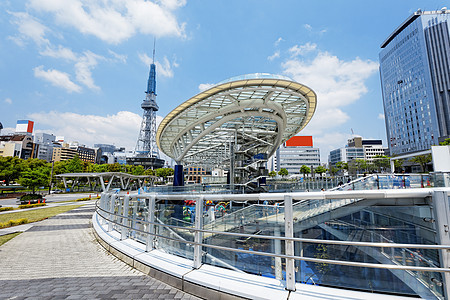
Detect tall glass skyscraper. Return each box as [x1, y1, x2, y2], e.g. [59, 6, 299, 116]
[379, 8, 450, 156]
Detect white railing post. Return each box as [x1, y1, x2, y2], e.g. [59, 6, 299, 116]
[99, 193, 106, 225]
[121, 195, 130, 240]
[108, 194, 116, 232]
[432, 190, 450, 299]
[146, 194, 156, 252]
[284, 194, 296, 291]
[131, 198, 138, 238]
[194, 195, 204, 269]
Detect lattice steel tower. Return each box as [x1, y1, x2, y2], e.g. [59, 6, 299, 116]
[135, 48, 159, 158]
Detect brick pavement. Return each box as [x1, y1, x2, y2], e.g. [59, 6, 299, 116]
[0, 204, 201, 299]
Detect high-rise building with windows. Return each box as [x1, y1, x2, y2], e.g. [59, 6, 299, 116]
[379, 8, 450, 156]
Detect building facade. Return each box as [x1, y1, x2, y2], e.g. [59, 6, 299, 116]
[273, 136, 321, 175]
[380, 9, 450, 155]
[328, 137, 387, 167]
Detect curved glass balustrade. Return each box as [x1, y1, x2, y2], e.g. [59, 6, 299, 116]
[95, 188, 450, 299]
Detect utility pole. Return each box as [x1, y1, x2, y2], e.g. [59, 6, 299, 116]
[48, 160, 54, 194]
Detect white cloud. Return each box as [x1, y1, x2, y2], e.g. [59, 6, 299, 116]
[8, 11, 49, 47]
[378, 113, 385, 120]
[108, 50, 127, 63]
[33, 65, 81, 93]
[282, 48, 379, 161]
[27, 111, 167, 153]
[288, 42, 317, 57]
[304, 24, 312, 31]
[155, 56, 177, 78]
[75, 51, 104, 91]
[40, 45, 77, 61]
[28, 0, 186, 44]
[267, 51, 280, 61]
[198, 83, 215, 92]
[139, 53, 153, 65]
[4, 98, 12, 104]
[274, 37, 283, 47]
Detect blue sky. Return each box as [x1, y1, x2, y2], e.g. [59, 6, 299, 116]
[1, 0, 448, 162]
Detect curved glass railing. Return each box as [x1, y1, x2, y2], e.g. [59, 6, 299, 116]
[95, 188, 450, 299]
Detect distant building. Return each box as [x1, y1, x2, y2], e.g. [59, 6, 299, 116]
[34, 133, 56, 162]
[52, 142, 100, 164]
[271, 136, 321, 175]
[185, 166, 207, 183]
[0, 134, 38, 159]
[15, 120, 34, 136]
[380, 9, 450, 155]
[328, 136, 388, 167]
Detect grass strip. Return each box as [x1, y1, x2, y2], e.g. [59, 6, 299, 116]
[0, 232, 22, 246]
[0, 204, 84, 228]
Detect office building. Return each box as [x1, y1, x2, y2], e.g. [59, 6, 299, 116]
[328, 136, 387, 167]
[0, 134, 38, 159]
[380, 8, 450, 155]
[273, 136, 320, 175]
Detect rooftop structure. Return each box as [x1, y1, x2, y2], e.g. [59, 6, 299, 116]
[157, 73, 316, 169]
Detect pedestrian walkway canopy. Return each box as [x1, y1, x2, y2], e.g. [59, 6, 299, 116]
[56, 172, 157, 192]
[157, 73, 317, 166]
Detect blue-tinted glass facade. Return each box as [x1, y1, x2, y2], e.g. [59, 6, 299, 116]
[380, 10, 450, 155]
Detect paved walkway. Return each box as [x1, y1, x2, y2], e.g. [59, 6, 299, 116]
[0, 203, 200, 299]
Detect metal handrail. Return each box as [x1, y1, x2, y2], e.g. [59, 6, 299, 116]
[95, 201, 450, 273]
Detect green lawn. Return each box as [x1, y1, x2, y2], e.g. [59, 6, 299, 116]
[0, 232, 22, 246]
[0, 204, 85, 227]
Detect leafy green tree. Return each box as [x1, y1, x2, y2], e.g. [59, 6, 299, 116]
[268, 171, 277, 177]
[315, 165, 327, 177]
[373, 155, 390, 172]
[440, 138, 450, 145]
[65, 155, 83, 173]
[108, 162, 123, 172]
[144, 168, 155, 176]
[53, 161, 68, 175]
[393, 159, 404, 173]
[26, 158, 48, 170]
[278, 168, 288, 177]
[329, 167, 338, 176]
[351, 159, 367, 174]
[93, 163, 109, 173]
[131, 165, 145, 175]
[411, 154, 432, 173]
[335, 161, 348, 172]
[299, 165, 311, 177]
[0, 156, 26, 185]
[155, 168, 174, 180]
[19, 167, 50, 193]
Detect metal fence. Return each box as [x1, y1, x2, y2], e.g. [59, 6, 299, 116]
[95, 188, 450, 299]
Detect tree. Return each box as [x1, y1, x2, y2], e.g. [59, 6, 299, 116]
[144, 168, 155, 176]
[108, 162, 123, 173]
[268, 171, 277, 178]
[335, 161, 348, 174]
[329, 167, 339, 176]
[393, 159, 404, 173]
[278, 168, 288, 177]
[19, 167, 50, 193]
[0, 156, 26, 185]
[411, 154, 432, 173]
[373, 155, 390, 172]
[131, 165, 145, 175]
[299, 165, 311, 177]
[65, 155, 83, 173]
[440, 138, 450, 145]
[155, 168, 174, 180]
[315, 166, 327, 177]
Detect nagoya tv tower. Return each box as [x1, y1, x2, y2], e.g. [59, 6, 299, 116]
[135, 44, 159, 159]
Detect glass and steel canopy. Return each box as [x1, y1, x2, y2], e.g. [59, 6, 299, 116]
[156, 73, 317, 166]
